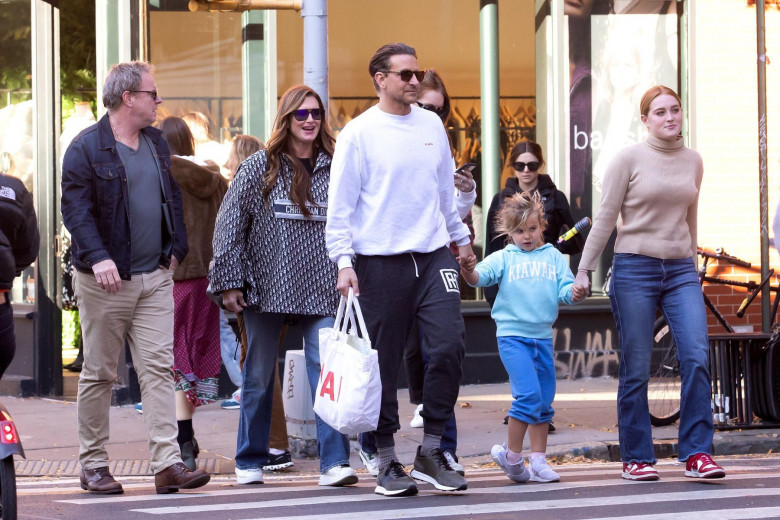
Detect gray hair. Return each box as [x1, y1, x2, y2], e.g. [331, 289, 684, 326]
[102, 61, 152, 110]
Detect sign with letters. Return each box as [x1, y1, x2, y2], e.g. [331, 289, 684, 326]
[273, 199, 327, 221]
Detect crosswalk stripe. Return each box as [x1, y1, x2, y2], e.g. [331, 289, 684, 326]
[126, 476, 780, 515]
[229, 488, 780, 520]
[580, 508, 780, 520]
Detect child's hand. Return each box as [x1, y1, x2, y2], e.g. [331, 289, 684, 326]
[458, 254, 477, 272]
[571, 284, 587, 302]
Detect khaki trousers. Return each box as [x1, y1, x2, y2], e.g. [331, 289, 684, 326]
[75, 268, 181, 473]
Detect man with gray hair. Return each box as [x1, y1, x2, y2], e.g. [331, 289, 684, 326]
[61, 61, 210, 494]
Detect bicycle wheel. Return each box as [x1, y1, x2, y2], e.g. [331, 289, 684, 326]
[648, 317, 681, 426]
[0, 454, 16, 520]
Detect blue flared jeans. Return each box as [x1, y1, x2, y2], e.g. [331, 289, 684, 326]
[609, 254, 714, 464]
[235, 310, 350, 473]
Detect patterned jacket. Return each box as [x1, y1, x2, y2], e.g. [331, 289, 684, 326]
[208, 149, 339, 316]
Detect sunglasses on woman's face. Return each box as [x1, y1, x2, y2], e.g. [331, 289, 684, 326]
[513, 161, 540, 172]
[292, 108, 323, 122]
[417, 102, 447, 117]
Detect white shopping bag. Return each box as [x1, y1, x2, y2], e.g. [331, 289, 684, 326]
[313, 288, 381, 435]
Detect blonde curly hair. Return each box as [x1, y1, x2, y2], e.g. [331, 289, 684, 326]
[495, 191, 548, 247]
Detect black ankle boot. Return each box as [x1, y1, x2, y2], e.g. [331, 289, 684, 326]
[180, 437, 199, 471]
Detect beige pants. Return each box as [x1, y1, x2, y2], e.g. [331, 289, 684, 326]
[75, 268, 181, 474]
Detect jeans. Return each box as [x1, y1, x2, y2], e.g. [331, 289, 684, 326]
[498, 336, 556, 424]
[236, 310, 350, 473]
[609, 254, 713, 464]
[219, 310, 243, 388]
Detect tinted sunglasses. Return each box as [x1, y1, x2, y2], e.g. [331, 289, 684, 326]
[513, 161, 540, 172]
[417, 102, 448, 118]
[129, 89, 159, 99]
[381, 69, 426, 82]
[292, 108, 323, 121]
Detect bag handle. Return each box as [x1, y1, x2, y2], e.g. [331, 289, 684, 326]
[342, 287, 370, 343]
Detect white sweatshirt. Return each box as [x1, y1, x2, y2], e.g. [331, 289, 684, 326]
[326, 105, 471, 270]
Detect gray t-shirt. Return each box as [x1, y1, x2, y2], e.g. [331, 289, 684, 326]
[116, 138, 162, 274]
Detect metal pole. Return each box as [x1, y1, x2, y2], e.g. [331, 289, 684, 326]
[756, 0, 770, 332]
[479, 0, 499, 257]
[301, 0, 328, 115]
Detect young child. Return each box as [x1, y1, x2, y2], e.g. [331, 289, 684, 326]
[459, 191, 586, 483]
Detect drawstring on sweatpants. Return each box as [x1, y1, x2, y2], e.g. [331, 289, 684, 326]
[409, 253, 420, 278]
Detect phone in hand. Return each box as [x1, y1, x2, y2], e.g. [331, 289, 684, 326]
[455, 162, 477, 174]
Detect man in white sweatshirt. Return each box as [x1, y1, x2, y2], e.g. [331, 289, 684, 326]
[326, 42, 475, 497]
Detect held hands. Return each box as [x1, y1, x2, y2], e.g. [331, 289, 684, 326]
[573, 270, 591, 302]
[222, 288, 247, 314]
[336, 267, 359, 297]
[92, 259, 122, 294]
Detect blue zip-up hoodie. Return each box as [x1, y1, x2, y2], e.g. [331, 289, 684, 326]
[470, 243, 576, 338]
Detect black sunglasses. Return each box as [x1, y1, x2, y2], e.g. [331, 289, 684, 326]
[292, 108, 323, 122]
[417, 102, 448, 117]
[513, 161, 540, 172]
[381, 69, 426, 82]
[129, 89, 159, 99]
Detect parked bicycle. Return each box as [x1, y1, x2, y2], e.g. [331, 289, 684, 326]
[648, 248, 780, 426]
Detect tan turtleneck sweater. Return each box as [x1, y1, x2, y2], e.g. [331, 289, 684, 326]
[578, 134, 702, 272]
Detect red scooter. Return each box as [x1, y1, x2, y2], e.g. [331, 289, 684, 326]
[0, 402, 23, 520]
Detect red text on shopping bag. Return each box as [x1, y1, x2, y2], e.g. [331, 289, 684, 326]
[318, 362, 343, 402]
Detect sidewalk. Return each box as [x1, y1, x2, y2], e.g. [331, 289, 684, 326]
[9, 378, 780, 477]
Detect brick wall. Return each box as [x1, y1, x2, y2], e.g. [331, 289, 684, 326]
[693, 2, 780, 331]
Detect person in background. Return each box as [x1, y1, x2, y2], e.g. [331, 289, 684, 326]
[461, 191, 584, 484]
[327, 43, 473, 497]
[485, 140, 584, 308]
[159, 116, 228, 471]
[209, 85, 356, 487]
[0, 171, 39, 380]
[182, 111, 230, 172]
[357, 68, 473, 478]
[219, 133, 294, 472]
[61, 61, 209, 494]
[573, 85, 725, 481]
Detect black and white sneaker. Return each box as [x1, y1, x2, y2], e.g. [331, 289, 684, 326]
[410, 447, 468, 491]
[374, 460, 418, 497]
[263, 450, 294, 471]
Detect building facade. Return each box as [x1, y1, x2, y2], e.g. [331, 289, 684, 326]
[1, 0, 778, 396]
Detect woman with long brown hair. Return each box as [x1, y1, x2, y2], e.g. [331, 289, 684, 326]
[209, 85, 357, 487]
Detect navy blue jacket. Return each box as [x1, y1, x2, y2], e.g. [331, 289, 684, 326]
[0, 174, 39, 290]
[61, 114, 187, 279]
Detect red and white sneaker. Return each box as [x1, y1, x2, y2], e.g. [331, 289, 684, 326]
[685, 453, 726, 479]
[622, 462, 659, 481]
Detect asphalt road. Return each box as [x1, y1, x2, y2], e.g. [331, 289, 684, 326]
[15, 454, 780, 520]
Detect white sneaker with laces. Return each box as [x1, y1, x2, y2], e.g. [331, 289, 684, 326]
[529, 456, 560, 483]
[235, 467, 264, 485]
[443, 451, 465, 476]
[359, 449, 379, 477]
[410, 404, 424, 428]
[319, 465, 358, 486]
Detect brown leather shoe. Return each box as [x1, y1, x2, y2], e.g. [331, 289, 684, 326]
[79, 466, 123, 494]
[154, 462, 210, 494]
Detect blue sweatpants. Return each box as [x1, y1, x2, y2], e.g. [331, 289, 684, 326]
[498, 336, 556, 424]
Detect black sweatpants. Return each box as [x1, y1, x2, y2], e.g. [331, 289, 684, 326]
[355, 246, 465, 448]
[0, 297, 16, 381]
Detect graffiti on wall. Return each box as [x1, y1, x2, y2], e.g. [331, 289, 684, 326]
[552, 326, 619, 379]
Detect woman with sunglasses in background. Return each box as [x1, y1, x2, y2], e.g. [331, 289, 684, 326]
[209, 85, 357, 488]
[484, 140, 584, 309]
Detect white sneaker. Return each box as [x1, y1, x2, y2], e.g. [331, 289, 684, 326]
[359, 449, 379, 477]
[410, 404, 424, 428]
[318, 465, 358, 486]
[235, 467, 264, 485]
[529, 456, 560, 483]
[443, 451, 465, 476]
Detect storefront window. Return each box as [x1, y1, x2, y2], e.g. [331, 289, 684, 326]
[148, 4, 243, 168]
[0, 0, 35, 305]
[566, 0, 679, 291]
